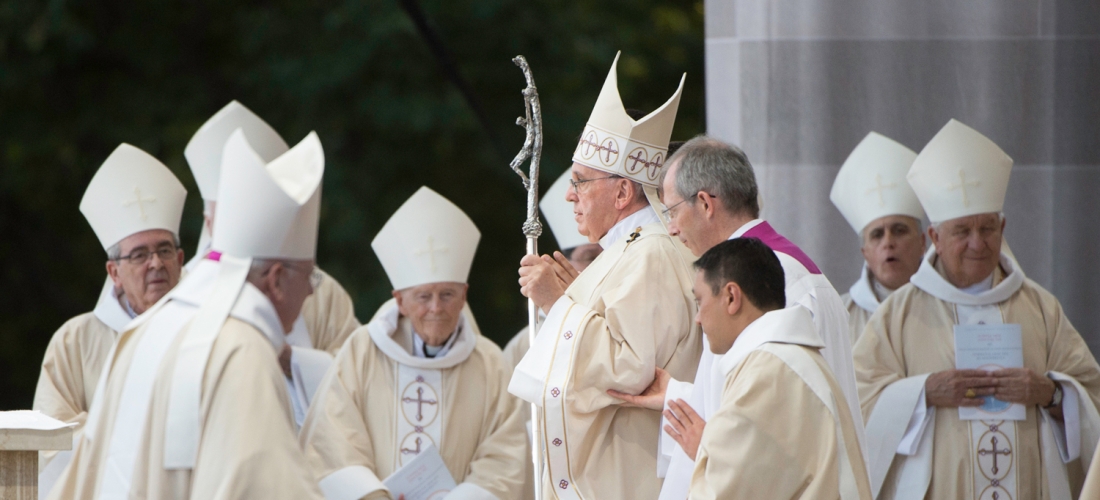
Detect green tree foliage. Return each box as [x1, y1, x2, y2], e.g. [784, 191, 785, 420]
[0, 0, 704, 410]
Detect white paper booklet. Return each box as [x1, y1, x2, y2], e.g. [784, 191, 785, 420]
[954, 323, 1025, 420]
[383, 444, 456, 500]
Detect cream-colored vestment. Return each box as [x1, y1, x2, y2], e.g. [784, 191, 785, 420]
[842, 263, 891, 345]
[299, 268, 360, 355]
[300, 299, 526, 500]
[33, 278, 131, 490]
[691, 307, 872, 500]
[510, 209, 703, 500]
[47, 261, 323, 500]
[855, 249, 1100, 500]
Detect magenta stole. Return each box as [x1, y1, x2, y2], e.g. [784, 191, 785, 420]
[740, 221, 821, 275]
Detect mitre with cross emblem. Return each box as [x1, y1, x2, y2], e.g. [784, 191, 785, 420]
[79, 143, 187, 251]
[572, 51, 685, 188]
[830, 131, 925, 235]
[211, 129, 324, 260]
[371, 187, 480, 291]
[907, 119, 1013, 223]
[185, 100, 289, 202]
[540, 170, 589, 251]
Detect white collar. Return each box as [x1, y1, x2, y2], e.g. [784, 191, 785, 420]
[367, 299, 478, 369]
[598, 206, 660, 249]
[728, 218, 765, 240]
[961, 273, 994, 295]
[163, 258, 285, 351]
[92, 277, 134, 333]
[909, 246, 1025, 306]
[717, 306, 823, 376]
[848, 264, 896, 314]
[413, 328, 460, 359]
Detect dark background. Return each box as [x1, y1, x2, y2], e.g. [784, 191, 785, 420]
[0, 0, 705, 410]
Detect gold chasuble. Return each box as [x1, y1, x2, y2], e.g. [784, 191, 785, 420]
[510, 218, 702, 500]
[855, 248, 1100, 500]
[691, 307, 872, 500]
[300, 300, 526, 500]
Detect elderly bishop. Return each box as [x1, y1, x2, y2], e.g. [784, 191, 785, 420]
[830, 132, 927, 343]
[185, 100, 359, 356]
[854, 119, 1100, 499]
[48, 130, 327, 499]
[299, 187, 526, 500]
[509, 52, 702, 499]
[183, 101, 357, 425]
[34, 144, 187, 492]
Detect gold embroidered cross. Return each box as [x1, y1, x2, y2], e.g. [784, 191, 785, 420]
[414, 235, 449, 272]
[121, 186, 157, 221]
[866, 174, 896, 208]
[947, 169, 980, 207]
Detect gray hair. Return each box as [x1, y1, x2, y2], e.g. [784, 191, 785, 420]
[662, 135, 759, 219]
[106, 233, 181, 261]
[929, 212, 1005, 233]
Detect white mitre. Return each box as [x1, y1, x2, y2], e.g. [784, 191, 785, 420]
[372, 187, 480, 291]
[830, 132, 925, 235]
[907, 119, 1012, 223]
[79, 144, 187, 251]
[572, 51, 685, 188]
[185, 101, 289, 201]
[212, 129, 324, 259]
[540, 170, 588, 251]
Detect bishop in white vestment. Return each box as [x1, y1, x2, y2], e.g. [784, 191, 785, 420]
[510, 52, 703, 499]
[33, 143, 187, 495]
[686, 238, 872, 500]
[502, 170, 603, 500]
[184, 100, 359, 356]
[300, 187, 526, 500]
[855, 119, 1100, 500]
[830, 132, 926, 344]
[48, 130, 327, 500]
[180, 100, 352, 423]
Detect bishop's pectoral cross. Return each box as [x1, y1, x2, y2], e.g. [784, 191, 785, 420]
[866, 174, 896, 208]
[947, 169, 981, 207]
[414, 235, 449, 272]
[400, 436, 423, 456]
[402, 386, 438, 422]
[978, 436, 1011, 475]
[122, 186, 157, 221]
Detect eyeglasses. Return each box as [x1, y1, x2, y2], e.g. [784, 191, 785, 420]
[568, 175, 618, 193]
[661, 192, 717, 220]
[661, 198, 691, 220]
[115, 246, 178, 266]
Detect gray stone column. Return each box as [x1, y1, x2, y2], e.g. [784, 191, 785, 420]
[705, 0, 1100, 352]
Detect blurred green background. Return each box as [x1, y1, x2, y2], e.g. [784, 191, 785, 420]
[0, 0, 705, 409]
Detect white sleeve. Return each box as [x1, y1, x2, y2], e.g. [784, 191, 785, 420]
[1047, 371, 1088, 462]
[658, 377, 695, 476]
[319, 465, 386, 500]
[897, 387, 935, 456]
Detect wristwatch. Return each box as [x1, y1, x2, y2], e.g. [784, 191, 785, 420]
[1044, 381, 1064, 409]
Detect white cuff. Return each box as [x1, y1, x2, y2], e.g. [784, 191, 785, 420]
[320, 465, 385, 500]
[445, 482, 499, 499]
[1047, 371, 1083, 462]
[897, 387, 934, 456]
[508, 295, 575, 406]
[659, 378, 694, 465]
